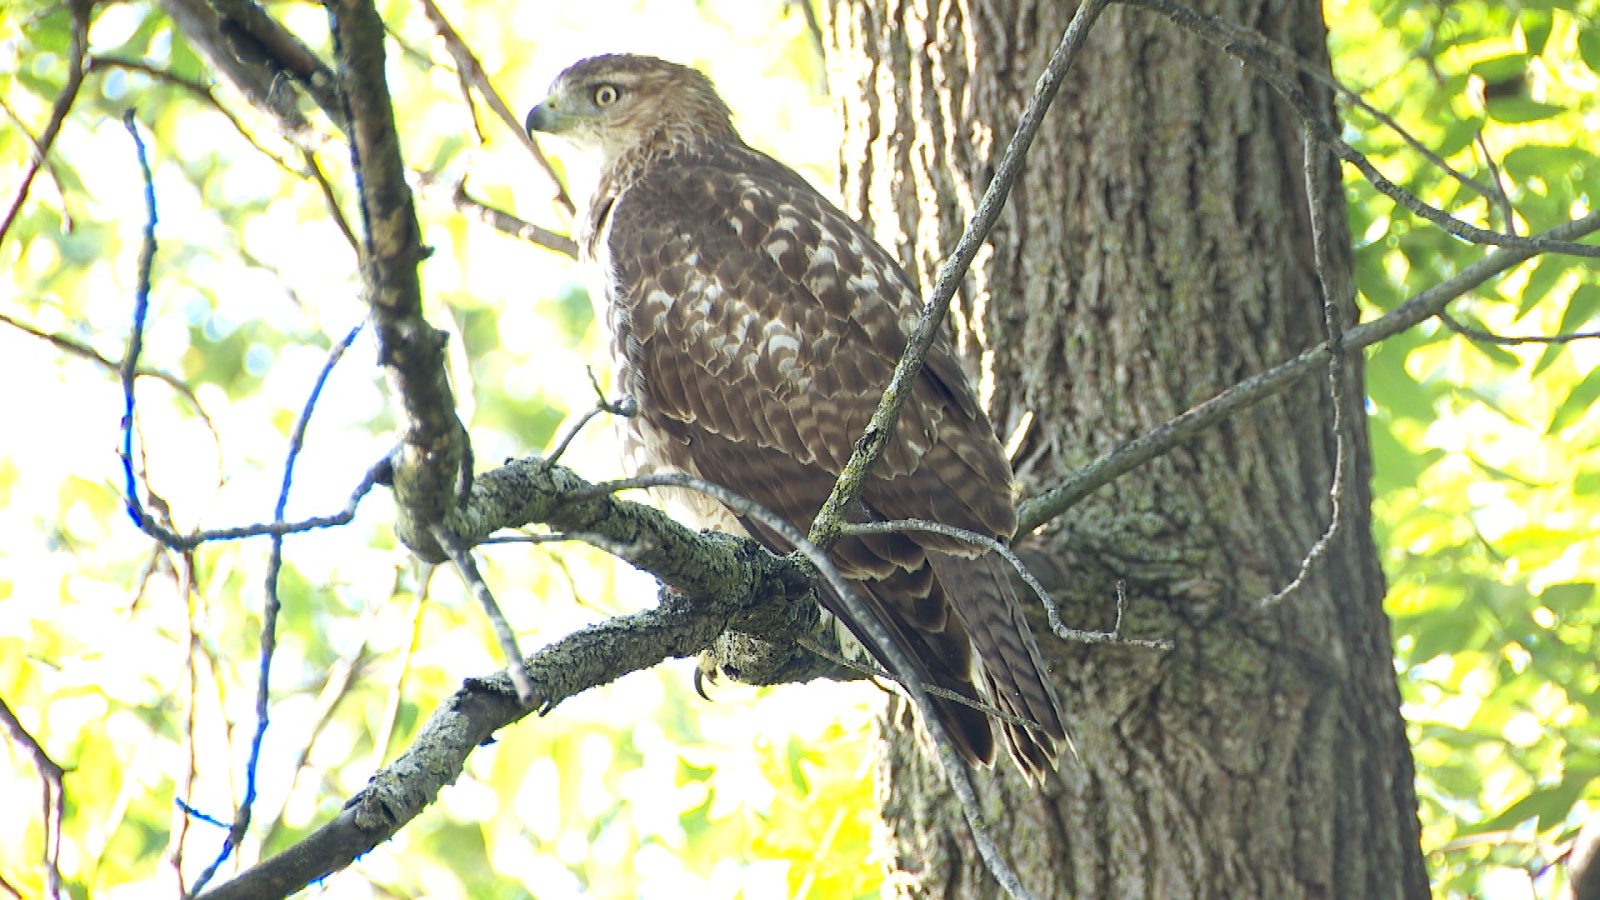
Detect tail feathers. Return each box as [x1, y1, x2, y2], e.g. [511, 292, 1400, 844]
[928, 551, 1067, 779]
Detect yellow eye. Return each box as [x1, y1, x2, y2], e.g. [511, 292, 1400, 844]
[593, 84, 621, 107]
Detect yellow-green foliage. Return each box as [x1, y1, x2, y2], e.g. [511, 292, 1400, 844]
[0, 0, 1596, 897]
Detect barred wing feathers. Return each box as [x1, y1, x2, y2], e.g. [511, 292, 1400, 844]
[594, 141, 1065, 774]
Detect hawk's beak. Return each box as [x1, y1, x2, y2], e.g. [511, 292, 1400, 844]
[525, 100, 568, 135]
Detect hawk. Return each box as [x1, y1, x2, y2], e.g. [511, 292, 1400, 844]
[526, 54, 1065, 776]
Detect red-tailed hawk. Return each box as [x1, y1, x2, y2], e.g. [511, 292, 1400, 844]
[526, 54, 1065, 776]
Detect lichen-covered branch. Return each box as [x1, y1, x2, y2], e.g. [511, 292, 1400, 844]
[196, 576, 808, 900]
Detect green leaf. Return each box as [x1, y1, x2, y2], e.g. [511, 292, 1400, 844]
[1540, 583, 1596, 615]
[1503, 145, 1597, 185]
[1516, 255, 1568, 319]
[1471, 53, 1528, 85]
[1487, 98, 1568, 124]
[1521, 10, 1553, 56]
[1548, 366, 1600, 434]
[1455, 331, 1522, 369]
[1534, 284, 1600, 376]
[1578, 24, 1600, 74]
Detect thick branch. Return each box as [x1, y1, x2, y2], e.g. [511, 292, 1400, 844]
[153, 0, 334, 134]
[326, 0, 468, 557]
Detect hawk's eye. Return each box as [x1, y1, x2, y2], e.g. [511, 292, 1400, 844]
[593, 84, 621, 107]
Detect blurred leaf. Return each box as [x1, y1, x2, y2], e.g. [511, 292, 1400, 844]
[1579, 24, 1600, 74]
[1547, 366, 1600, 433]
[1486, 98, 1568, 123]
[1533, 283, 1600, 375]
[1519, 10, 1553, 56]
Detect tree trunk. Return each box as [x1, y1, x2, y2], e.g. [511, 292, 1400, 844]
[823, 1, 1430, 896]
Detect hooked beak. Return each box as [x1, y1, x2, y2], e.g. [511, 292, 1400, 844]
[525, 100, 569, 135]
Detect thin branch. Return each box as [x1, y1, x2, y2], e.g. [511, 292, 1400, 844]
[0, 696, 66, 900]
[807, 0, 1111, 560]
[432, 523, 538, 704]
[0, 94, 73, 231]
[88, 55, 301, 177]
[170, 553, 204, 888]
[415, 0, 574, 216]
[1261, 126, 1351, 609]
[1438, 311, 1600, 346]
[540, 370, 634, 470]
[1473, 132, 1517, 235]
[0, 0, 89, 248]
[301, 147, 362, 261]
[328, 0, 471, 563]
[1276, 52, 1504, 209]
[127, 464, 388, 550]
[843, 520, 1170, 650]
[1118, 0, 1600, 259]
[185, 321, 368, 896]
[111, 113, 387, 553]
[790, 633, 1051, 731]
[0, 310, 216, 430]
[257, 642, 370, 851]
[1017, 209, 1600, 535]
[412, 171, 578, 258]
[118, 111, 161, 540]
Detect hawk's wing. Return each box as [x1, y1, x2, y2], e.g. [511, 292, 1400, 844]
[594, 142, 1064, 772]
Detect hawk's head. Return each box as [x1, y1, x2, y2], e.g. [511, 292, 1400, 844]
[525, 54, 737, 167]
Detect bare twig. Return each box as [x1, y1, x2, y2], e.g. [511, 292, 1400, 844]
[110, 129, 386, 555]
[186, 321, 368, 896]
[258, 641, 371, 851]
[0, 311, 216, 431]
[1473, 132, 1517, 235]
[1268, 51, 1504, 210]
[1017, 209, 1600, 535]
[88, 55, 301, 177]
[540, 372, 634, 470]
[0, 696, 66, 900]
[367, 567, 432, 774]
[1119, 0, 1600, 259]
[0, 94, 73, 231]
[302, 148, 362, 260]
[416, 0, 573, 215]
[808, 0, 1111, 574]
[118, 111, 162, 540]
[196, 530, 815, 898]
[432, 523, 538, 704]
[0, 0, 89, 248]
[411, 171, 578, 258]
[843, 520, 1171, 649]
[790, 634, 1050, 732]
[1438, 312, 1600, 346]
[1261, 127, 1351, 609]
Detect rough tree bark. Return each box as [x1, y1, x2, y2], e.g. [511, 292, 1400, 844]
[824, 0, 1431, 896]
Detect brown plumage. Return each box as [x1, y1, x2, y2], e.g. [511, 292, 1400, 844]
[526, 54, 1065, 776]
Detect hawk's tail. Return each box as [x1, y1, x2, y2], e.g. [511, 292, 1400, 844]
[927, 551, 1067, 779]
